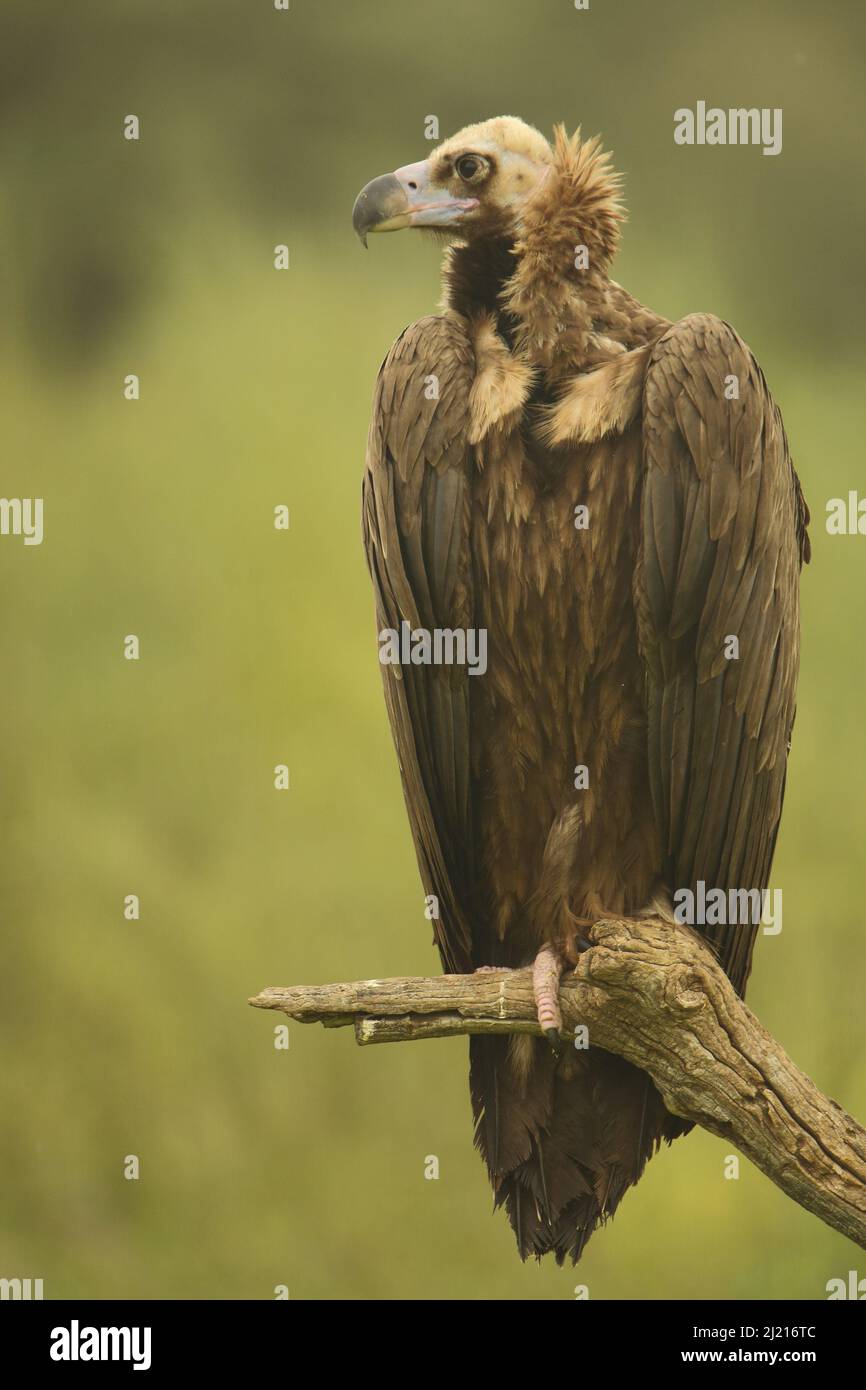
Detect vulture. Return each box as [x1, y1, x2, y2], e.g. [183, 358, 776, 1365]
[353, 117, 810, 1263]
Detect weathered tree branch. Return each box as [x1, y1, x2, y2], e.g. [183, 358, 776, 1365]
[249, 917, 866, 1249]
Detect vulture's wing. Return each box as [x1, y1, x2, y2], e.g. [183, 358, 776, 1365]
[362, 314, 477, 974]
[638, 313, 810, 994]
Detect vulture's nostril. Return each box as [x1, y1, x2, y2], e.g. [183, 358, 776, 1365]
[408, 181, 417, 190]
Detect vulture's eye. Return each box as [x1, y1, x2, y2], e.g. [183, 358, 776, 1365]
[455, 154, 487, 184]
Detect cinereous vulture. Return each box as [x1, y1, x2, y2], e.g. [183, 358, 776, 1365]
[352, 117, 810, 1263]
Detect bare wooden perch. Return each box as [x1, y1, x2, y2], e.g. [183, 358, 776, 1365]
[250, 917, 866, 1249]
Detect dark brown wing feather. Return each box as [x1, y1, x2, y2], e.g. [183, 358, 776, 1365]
[362, 313, 477, 974]
[638, 313, 810, 993]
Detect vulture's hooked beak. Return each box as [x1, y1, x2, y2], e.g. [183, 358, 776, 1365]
[352, 159, 479, 246]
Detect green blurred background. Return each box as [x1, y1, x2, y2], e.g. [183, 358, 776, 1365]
[1, 0, 864, 1300]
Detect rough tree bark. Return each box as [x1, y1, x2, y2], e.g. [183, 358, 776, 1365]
[249, 916, 866, 1250]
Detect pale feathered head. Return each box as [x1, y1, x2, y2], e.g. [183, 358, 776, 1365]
[352, 116, 623, 265]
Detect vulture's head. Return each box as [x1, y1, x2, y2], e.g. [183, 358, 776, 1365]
[352, 116, 555, 247]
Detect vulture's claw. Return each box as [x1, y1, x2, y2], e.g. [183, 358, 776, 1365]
[532, 942, 565, 1045]
[543, 1026, 562, 1054]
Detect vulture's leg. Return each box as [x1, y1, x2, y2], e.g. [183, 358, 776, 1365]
[532, 943, 566, 1045]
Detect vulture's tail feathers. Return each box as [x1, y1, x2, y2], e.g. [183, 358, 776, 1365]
[470, 1033, 688, 1263]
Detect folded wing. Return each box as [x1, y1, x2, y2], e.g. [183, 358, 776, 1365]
[638, 313, 810, 993]
[362, 314, 478, 973]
